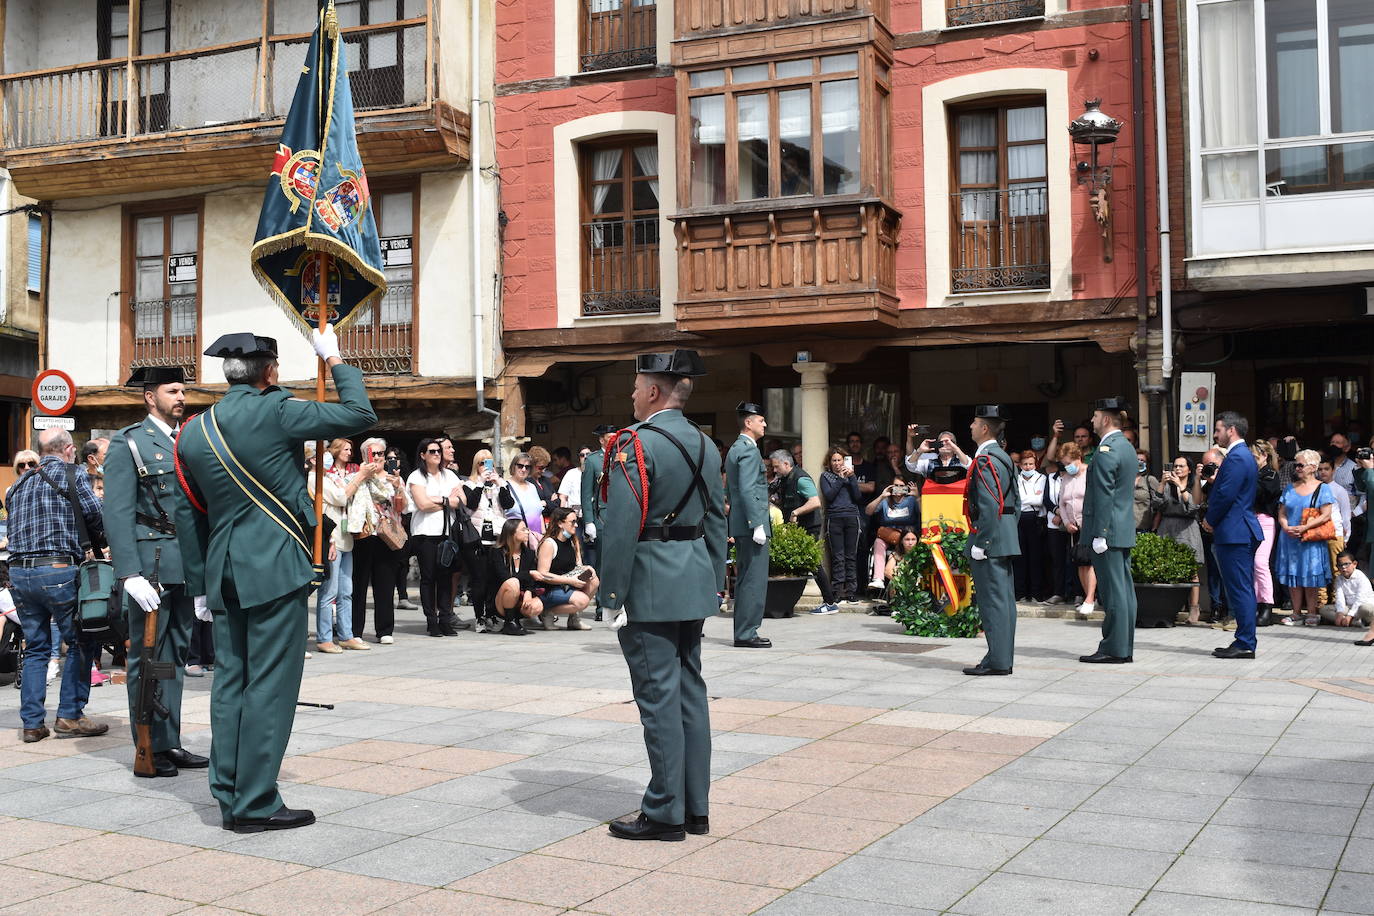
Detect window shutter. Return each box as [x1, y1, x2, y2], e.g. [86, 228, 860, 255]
[26, 214, 42, 293]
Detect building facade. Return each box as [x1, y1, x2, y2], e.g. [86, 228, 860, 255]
[495, 0, 1160, 468]
[1, 0, 498, 455]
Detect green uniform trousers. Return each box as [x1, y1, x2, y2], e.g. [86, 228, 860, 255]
[210, 584, 309, 821]
[617, 619, 711, 826]
[124, 588, 193, 753]
[733, 539, 768, 642]
[970, 556, 1016, 671]
[1092, 548, 1137, 658]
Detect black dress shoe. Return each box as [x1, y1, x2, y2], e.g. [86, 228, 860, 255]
[135, 752, 178, 778]
[1256, 604, 1274, 627]
[165, 748, 209, 768]
[962, 665, 1012, 676]
[500, 619, 528, 636]
[733, 636, 772, 648]
[1355, 638, 1374, 647]
[608, 813, 685, 842]
[230, 806, 316, 834]
[685, 814, 709, 835]
[1212, 645, 1256, 659]
[1078, 653, 1132, 664]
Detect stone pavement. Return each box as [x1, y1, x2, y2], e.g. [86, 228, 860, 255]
[5, 610, 1374, 914]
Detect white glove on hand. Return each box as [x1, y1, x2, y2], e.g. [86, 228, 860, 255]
[194, 596, 211, 622]
[124, 576, 161, 613]
[970, 545, 986, 561]
[1092, 537, 1108, 555]
[752, 525, 767, 546]
[312, 323, 341, 361]
[608, 609, 628, 631]
[585, 523, 597, 541]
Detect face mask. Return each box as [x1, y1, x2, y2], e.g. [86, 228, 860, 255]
[1030, 437, 1046, 451]
[323, 453, 334, 470]
[558, 529, 571, 540]
[1138, 460, 1147, 474]
[1065, 463, 1080, 476]
[1021, 469, 1036, 479]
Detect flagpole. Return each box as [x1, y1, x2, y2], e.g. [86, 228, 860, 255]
[313, 249, 329, 572]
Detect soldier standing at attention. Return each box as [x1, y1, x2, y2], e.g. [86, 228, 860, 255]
[580, 423, 618, 620]
[1079, 397, 1139, 664]
[106, 366, 210, 777]
[599, 350, 727, 842]
[175, 328, 376, 833]
[963, 405, 1021, 676]
[726, 402, 772, 649]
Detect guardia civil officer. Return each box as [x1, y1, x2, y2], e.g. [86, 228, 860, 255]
[580, 422, 618, 618]
[105, 366, 209, 777]
[726, 402, 771, 648]
[175, 328, 375, 833]
[1079, 397, 1139, 663]
[599, 350, 727, 841]
[963, 405, 1020, 676]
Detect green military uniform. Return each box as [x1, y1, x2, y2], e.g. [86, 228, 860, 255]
[964, 429, 1020, 672]
[600, 352, 727, 830]
[726, 428, 770, 643]
[1082, 415, 1138, 659]
[581, 425, 616, 572]
[175, 334, 375, 824]
[106, 412, 194, 756]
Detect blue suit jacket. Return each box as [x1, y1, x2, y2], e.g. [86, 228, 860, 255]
[1205, 443, 1263, 546]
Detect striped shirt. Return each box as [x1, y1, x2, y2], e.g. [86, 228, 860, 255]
[5, 456, 104, 560]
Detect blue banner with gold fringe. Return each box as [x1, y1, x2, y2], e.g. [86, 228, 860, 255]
[251, 0, 385, 332]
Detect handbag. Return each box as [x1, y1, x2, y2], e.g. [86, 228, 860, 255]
[37, 464, 125, 640]
[876, 526, 902, 546]
[377, 503, 409, 551]
[1300, 487, 1336, 543]
[1070, 535, 1096, 567]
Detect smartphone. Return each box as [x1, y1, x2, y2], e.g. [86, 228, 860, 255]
[915, 425, 933, 440]
[483, 458, 494, 471]
[843, 456, 853, 471]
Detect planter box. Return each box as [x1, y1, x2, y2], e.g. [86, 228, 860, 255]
[1134, 582, 1193, 628]
[765, 576, 808, 618]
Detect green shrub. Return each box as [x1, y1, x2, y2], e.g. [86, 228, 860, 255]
[1131, 531, 1199, 584]
[768, 522, 822, 576]
[888, 526, 983, 638]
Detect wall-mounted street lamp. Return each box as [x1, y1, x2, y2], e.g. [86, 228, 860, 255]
[1068, 98, 1123, 261]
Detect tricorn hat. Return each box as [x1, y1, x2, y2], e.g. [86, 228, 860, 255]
[124, 366, 186, 388]
[636, 349, 706, 378]
[973, 404, 1008, 420]
[737, 401, 766, 419]
[204, 333, 278, 359]
[593, 423, 618, 436]
[1094, 396, 1130, 412]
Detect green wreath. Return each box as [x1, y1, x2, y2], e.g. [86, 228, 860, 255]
[889, 526, 983, 638]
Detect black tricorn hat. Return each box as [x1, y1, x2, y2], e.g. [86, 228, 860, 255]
[973, 404, 1008, 420]
[636, 349, 706, 378]
[593, 423, 618, 436]
[124, 366, 186, 388]
[1094, 396, 1130, 412]
[204, 333, 278, 359]
[737, 401, 766, 419]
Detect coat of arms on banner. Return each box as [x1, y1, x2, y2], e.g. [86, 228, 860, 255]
[313, 168, 370, 232]
[272, 145, 323, 213]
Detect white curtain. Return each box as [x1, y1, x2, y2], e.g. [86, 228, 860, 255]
[633, 144, 659, 206]
[820, 80, 859, 134]
[1199, 0, 1259, 200]
[737, 94, 768, 141]
[692, 95, 725, 145]
[591, 149, 621, 214]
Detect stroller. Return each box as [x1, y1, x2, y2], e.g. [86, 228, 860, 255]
[0, 558, 18, 688]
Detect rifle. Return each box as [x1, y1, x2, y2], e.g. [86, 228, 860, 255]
[132, 548, 174, 778]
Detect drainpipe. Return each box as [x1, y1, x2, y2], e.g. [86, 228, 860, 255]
[470, 0, 500, 460]
[1131, 0, 1161, 472]
[1153, 0, 1174, 388]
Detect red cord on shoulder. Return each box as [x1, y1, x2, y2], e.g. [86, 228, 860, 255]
[173, 416, 207, 515]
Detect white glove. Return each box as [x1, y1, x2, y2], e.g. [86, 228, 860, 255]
[123, 576, 161, 613]
[312, 323, 340, 361]
[1092, 537, 1108, 555]
[752, 525, 767, 546]
[585, 523, 597, 541]
[970, 545, 986, 561]
[608, 609, 628, 631]
[194, 596, 211, 622]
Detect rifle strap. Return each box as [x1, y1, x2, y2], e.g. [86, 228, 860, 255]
[126, 437, 176, 535]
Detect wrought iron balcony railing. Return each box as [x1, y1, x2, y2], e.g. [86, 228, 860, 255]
[581, 0, 657, 72]
[582, 217, 661, 316]
[339, 282, 415, 375]
[130, 296, 199, 383]
[945, 0, 1044, 27]
[951, 187, 1050, 292]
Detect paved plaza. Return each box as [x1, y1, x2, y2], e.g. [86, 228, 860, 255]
[5, 610, 1374, 914]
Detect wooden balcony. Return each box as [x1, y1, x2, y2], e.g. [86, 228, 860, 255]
[675, 0, 889, 42]
[0, 16, 468, 200]
[674, 198, 900, 333]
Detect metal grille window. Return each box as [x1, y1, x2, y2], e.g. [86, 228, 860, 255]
[340, 187, 415, 373]
[582, 139, 660, 316]
[945, 0, 1045, 28]
[98, 0, 170, 134]
[129, 208, 199, 382]
[335, 0, 411, 109]
[581, 0, 657, 72]
[950, 100, 1050, 292]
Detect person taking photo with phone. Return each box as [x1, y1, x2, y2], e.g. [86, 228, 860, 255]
[865, 478, 919, 591]
[820, 448, 864, 603]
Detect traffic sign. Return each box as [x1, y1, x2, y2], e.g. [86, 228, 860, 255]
[33, 415, 75, 431]
[32, 369, 76, 416]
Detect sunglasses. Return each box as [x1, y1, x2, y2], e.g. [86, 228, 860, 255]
[579, 451, 591, 458]
[16, 461, 35, 470]
[424, 448, 441, 455]
[515, 463, 531, 469]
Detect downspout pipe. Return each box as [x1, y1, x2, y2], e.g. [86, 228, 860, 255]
[470, 0, 500, 460]
[1131, 0, 1161, 472]
[1153, 0, 1174, 384]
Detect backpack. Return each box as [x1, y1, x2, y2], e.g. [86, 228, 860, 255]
[35, 464, 126, 641]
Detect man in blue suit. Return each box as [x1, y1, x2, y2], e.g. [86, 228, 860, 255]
[1204, 410, 1263, 659]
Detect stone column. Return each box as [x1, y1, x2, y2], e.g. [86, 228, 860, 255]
[793, 361, 834, 477]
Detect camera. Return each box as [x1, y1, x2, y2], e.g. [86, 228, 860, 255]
[1200, 462, 1218, 480]
[384, 457, 400, 475]
[1358, 448, 1374, 461]
[891, 485, 910, 496]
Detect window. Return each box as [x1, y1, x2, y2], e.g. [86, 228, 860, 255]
[581, 0, 656, 71]
[945, 0, 1045, 28]
[581, 139, 660, 315]
[335, 0, 407, 109]
[684, 53, 880, 207]
[128, 207, 200, 382]
[949, 100, 1049, 292]
[98, 0, 170, 134]
[26, 214, 41, 294]
[340, 186, 415, 373]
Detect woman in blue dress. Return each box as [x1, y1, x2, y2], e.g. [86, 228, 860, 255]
[1276, 448, 1335, 626]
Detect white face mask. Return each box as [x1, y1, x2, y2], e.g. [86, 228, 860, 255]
[323, 452, 335, 470]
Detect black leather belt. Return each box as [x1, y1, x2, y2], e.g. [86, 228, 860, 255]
[639, 523, 705, 543]
[137, 511, 176, 535]
[14, 555, 78, 568]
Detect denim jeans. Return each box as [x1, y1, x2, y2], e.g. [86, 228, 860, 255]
[316, 549, 355, 644]
[13, 564, 94, 728]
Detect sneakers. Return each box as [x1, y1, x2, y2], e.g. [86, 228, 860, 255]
[567, 614, 591, 631]
[1077, 601, 1096, 618]
[1280, 614, 1300, 627]
[316, 642, 344, 654]
[89, 666, 110, 687]
[339, 638, 371, 651]
[868, 578, 884, 590]
[810, 603, 840, 615]
[1041, 595, 1066, 606]
[184, 664, 206, 677]
[54, 717, 109, 739]
[46, 658, 59, 683]
[378, 635, 394, 645]
[396, 599, 419, 610]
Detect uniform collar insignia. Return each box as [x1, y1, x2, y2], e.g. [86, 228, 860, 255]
[1099, 445, 1111, 452]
